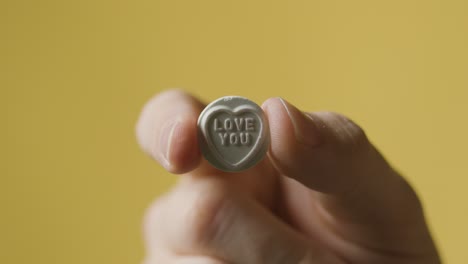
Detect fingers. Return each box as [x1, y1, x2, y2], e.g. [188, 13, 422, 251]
[262, 97, 422, 215]
[144, 176, 342, 264]
[263, 97, 392, 195]
[136, 89, 205, 174]
[136, 89, 280, 208]
[262, 97, 438, 254]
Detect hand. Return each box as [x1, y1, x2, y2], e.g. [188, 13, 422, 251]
[136, 90, 441, 264]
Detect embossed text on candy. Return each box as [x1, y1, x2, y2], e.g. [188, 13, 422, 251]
[213, 117, 255, 146]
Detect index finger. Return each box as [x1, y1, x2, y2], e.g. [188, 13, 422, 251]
[136, 89, 205, 174]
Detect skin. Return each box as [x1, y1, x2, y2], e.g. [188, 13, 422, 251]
[136, 89, 441, 264]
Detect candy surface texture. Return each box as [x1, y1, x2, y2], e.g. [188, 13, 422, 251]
[198, 96, 270, 172]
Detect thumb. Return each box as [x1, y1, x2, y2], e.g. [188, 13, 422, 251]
[262, 98, 439, 256]
[263, 97, 391, 195]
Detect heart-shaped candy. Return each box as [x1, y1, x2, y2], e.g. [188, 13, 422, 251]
[198, 96, 270, 172]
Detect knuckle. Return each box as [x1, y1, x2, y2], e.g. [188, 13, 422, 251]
[179, 180, 232, 248]
[322, 111, 370, 155]
[143, 195, 168, 241]
[143, 179, 235, 252]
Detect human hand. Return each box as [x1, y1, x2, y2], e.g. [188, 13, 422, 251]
[136, 90, 441, 264]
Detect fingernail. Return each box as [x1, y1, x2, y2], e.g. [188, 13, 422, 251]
[158, 119, 179, 169]
[278, 98, 321, 146]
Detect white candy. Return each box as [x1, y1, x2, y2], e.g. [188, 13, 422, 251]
[197, 96, 270, 172]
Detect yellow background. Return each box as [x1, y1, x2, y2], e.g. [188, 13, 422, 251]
[2, 0, 467, 263]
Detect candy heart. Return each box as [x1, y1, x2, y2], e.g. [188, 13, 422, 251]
[198, 96, 270, 172]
